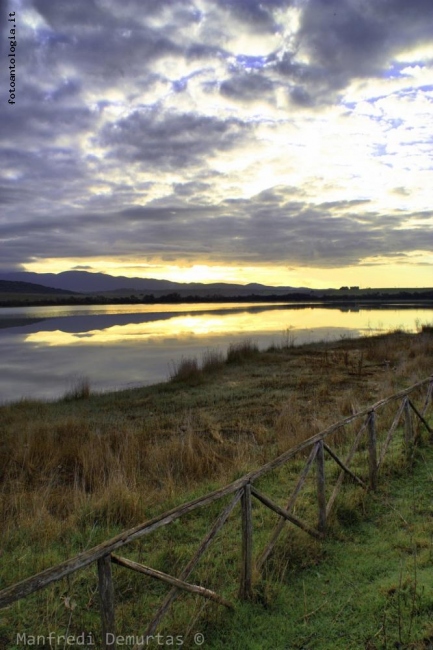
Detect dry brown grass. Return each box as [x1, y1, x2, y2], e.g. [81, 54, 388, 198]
[201, 348, 225, 373]
[169, 349, 226, 383]
[63, 377, 91, 400]
[226, 339, 259, 363]
[0, 329, 432, 548]
[169, 356, 202, 383]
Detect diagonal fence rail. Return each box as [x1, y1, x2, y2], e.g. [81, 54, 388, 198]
[1, 376, 432, 648]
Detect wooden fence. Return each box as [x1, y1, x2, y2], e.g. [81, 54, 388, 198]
[1, 376, 432, 649]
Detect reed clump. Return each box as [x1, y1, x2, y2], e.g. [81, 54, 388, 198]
[226, 339, 259, 364]
[169, 356, 202, 383]
[201, 348, 225, 374]
[63, 377, 91, 401]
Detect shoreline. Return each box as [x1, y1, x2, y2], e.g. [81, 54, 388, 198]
[0, 288, 432, 309]
[1, 326, 432, 409]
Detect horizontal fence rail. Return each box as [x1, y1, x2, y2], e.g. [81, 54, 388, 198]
[1, 376, 432, 648]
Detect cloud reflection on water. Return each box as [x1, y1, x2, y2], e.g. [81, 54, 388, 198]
[0, 303, 431, 403]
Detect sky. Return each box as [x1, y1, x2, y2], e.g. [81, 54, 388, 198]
[1, 0, 433, 289]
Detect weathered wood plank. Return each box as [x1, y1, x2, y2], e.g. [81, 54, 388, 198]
[377, 399, 405, 470]
[0, 478, 247, 609]
[421, 379, 433, 418]
[98, 555, 116, 650]
[239, 484, 253, 601]
[111, 555, 233, 610]
[256, 444, 318, 570]
[251, 486, 323, 540]
[316, 441, 326, 534]
[368, 411, 378, 491]
[326, 419, 367, 517]
[323, 443, 366, 489]
[145, 489, 242, 637]
[409, 399, 433, 434]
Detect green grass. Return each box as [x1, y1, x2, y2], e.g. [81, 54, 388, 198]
[203, 444, 433, 650]
[3, 434, 433, 649]
[0, 330, 433, 648]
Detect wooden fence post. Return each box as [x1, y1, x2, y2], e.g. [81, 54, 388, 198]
[404, 397, 413, 453]
[368, 411, 378, 491]
[239, 483, 253, 601]
[256, 444, 318, 570]
[98, 555, 116, 649]
[316, 441, 326, 534]
[422, 378, 433, 423]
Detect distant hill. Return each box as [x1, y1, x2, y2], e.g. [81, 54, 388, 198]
[0, 271, 305, 296]
[1, 273, 430, 304]
[0, 279, 76, 295]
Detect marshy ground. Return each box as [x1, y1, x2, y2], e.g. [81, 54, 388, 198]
[0, 327, 433, 648]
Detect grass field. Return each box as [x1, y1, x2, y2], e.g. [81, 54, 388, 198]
[0, 326, 432, 648]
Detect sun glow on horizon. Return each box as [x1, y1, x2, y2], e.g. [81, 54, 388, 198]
[156, 262, 432, 289]
[21, 257, 433, 289]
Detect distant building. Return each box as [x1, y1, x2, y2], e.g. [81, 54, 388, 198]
[350, 286, 360, 290]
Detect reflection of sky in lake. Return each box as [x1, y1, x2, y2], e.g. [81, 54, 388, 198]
[0, 303, 431, 403]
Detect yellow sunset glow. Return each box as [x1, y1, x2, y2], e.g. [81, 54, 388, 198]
[22, 257, 432, 289]
[24, 305, 430, 348]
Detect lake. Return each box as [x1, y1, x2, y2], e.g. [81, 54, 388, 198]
[0, 302, 432, 404]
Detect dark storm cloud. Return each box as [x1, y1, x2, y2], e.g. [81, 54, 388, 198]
[1, 145, 89, 211]
[218, 0, 289, 31]
[0, 185, 32, 205]
[220, 73, 276, 102]
[33, 0, 115, 27]
[99, 109, 249, 169]
[317, 200, 372, 211]
[210, 0, 433, 109]
[30, 0, 182, 90]
[0, 1, 10, 55]
[406, 211, 433, 221]
[173, 182, 211, 197]
[116, 204, 214, 221]
[186, 42, 227, 61]
[204, 198, 431, 267]
[2, 186, 431, 269]
[1, 92, 94, 146]
[295, 0, 433, 102]
[288, 85, 314, 107]
[1, 73, 95, 206]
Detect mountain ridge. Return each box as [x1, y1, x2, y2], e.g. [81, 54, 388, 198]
[0, 271, 307, 295]
[0, 279, 76, 295]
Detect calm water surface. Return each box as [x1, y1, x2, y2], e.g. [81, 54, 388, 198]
[1, 302, 431, 403]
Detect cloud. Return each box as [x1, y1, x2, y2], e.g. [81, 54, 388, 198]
[99, 108, 250, 169]
[171, 181, 211, 197]
[0, 0, 432, 282]
[217, 0, 289, 32]
[220, 73, 276, 102]
[295, 0, 433, 103]
[1, 184, 431, 270]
